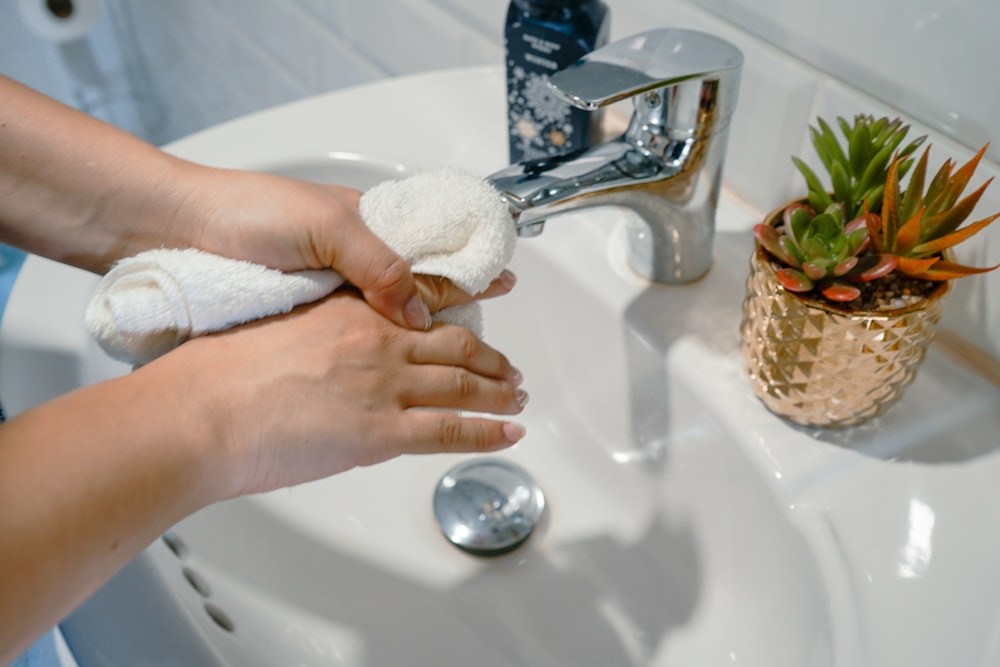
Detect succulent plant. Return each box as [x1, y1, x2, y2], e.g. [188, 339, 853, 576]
[760, 114, 999, 305]
[753, 202, 896, 302]
[793, 115, 926, 220]
[865, 144, 1000, 280]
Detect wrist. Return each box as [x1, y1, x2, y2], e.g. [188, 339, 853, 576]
[85, 153, 206, 269]
[0, 74, 203, 271]
[129, 340, 252, 504]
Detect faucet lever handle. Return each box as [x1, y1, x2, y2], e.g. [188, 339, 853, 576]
[549, 28, 743, 110]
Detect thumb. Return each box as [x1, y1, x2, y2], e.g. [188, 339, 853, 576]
[329, 221, 430, 330]
[312, 184, 430, 330]
[358, 246, 432, 330]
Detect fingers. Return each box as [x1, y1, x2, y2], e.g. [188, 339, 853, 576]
[314, 202, 430, 330]
[407, 324, 522, 385]
[398, 324, 528, 416]
[398, 365, 528, 415]
[358, 248, 432, 331]
[415, 270, 517, 313]
[477, 270, 518, 300]
[316, 190, 428, 329]
[395, 411, 526, 455]
[308, 185, 516, 329]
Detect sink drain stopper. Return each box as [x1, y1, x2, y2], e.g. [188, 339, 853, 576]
[433, 458, 545, 556]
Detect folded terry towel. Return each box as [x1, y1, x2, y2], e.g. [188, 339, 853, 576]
[85, 167, 516, 365]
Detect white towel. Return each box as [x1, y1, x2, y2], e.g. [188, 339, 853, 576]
[85, 167, 516, 365]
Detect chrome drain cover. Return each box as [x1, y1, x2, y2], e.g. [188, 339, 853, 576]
[433, 458, 545, 556]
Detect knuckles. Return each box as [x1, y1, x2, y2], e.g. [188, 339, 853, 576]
[434, 416, 493, 452]
[436, 418, 464, 448]
[453, 328, 480, 363]
[451, 367, 478, 400]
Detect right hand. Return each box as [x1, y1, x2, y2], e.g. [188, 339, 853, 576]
[414, 269, 518, 311]
[146, 289, 527, 499]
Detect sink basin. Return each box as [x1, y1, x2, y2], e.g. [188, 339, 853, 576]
[4, 67, 1000, 666]
[61, 214, 839, 666]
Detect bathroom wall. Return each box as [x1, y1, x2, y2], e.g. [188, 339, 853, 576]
[91, 0, 505, 145]
[0, 2, 158, 137]
[691, 0, 1000, 154]
[2, 0, 998, 352]
[0, 3, 80, 105]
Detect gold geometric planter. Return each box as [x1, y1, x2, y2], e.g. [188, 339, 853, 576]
[740, 223, 949, 428]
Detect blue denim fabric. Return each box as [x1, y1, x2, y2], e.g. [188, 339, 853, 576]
[0, 244, 27, 325]
[0, 244, 26, 423]
[9, 629, 60, 667]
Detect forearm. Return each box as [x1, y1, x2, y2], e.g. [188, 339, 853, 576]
[0, 286, 525, 661]
[0, 74, 197, 272]
[0, 364, 227, 663]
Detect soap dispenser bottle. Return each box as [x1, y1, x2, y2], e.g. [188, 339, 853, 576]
[504, 0, 610, 163]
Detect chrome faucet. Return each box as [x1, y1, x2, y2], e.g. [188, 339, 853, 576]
[487, 28, 743, 284]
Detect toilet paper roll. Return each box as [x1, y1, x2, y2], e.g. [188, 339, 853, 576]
[18, 0, 100, 43]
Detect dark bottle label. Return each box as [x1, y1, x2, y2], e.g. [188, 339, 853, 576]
[505, 26, 594, 162]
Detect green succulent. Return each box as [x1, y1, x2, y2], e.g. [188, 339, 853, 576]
[793, 115, 926, 220]
[758, 114, 999, 305]
[754, 202, 895, 302]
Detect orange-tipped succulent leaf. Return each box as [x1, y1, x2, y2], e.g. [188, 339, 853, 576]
[911, 211, 1000, 256]
[912, 259, 1000, 281]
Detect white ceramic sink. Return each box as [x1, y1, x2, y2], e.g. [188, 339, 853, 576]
[4, 67, 1000, 666]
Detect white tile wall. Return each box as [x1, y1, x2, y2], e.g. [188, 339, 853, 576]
[341, 0, 500, 76]
[2, 0, 998, 352]
[90, 0, 509, 144]
[103, 0, 387, 143]
[0, 1, 137, 124]
[690, 0, 1000, 152]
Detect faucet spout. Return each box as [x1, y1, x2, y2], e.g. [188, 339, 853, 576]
[491, 140, 664, 234]
[486, 28, 743, 284]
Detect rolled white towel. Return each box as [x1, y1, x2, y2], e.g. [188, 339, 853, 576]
[85, 167, 516, 365]
[86, 250, 343, 364]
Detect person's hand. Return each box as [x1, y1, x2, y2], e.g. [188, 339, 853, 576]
[180, 170, 505, 330]
[5, 73, 516, 329]
[414, 269, 518, 312]
[146, 289, 528, 498]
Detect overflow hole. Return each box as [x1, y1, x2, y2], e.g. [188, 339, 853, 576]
[204, 603, 235, 633]
[161, 532, 188, 559]
[182, 567, 212, 598]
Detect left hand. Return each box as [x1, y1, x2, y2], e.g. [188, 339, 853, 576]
[179, 170, 514, 327]
[178, 171, 432, 328]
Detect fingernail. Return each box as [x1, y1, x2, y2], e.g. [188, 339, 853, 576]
[404, 295, 432, 330]
[503, 422, 526, 443]
[510, 367, 524, 387]
[499, 269, 517, 290]
[514, 388, 529, 409]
